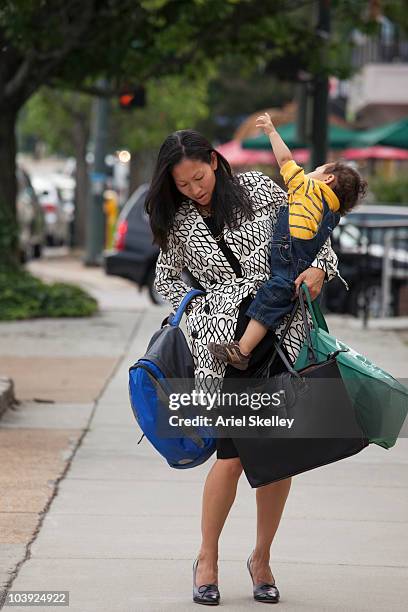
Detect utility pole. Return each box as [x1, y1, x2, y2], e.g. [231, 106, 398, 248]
[295, 78, 309, 146]
[311, 0, 331, 168]
[84, 80, 109, 266]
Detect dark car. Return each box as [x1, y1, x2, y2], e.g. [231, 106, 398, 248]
[323, 205, 408, 318]
[104, 184, 164, 302]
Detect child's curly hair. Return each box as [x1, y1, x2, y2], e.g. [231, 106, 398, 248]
[325, 162, 367, 216]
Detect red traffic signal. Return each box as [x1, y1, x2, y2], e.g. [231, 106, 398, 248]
[119, 86, 146, 110]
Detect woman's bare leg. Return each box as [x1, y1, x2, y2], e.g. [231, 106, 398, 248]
[250, 477, 292, 584]
[195, 457, 243, 585]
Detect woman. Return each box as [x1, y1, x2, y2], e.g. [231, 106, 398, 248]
[146, 130, 339, 605]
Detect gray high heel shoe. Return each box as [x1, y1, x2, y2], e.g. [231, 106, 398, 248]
[193, 558, 220, 606]
[247, 551, 280, 603]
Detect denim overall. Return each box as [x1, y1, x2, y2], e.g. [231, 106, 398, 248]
[246, 197, 340, 329]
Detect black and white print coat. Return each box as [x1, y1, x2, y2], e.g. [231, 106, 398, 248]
[154, 171, 339, 388]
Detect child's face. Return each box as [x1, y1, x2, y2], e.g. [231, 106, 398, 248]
[306, 163, 335, 186]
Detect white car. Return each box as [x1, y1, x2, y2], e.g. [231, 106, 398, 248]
[31, 175, 70, 246]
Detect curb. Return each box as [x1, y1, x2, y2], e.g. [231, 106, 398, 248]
[0, 376, 16, 419]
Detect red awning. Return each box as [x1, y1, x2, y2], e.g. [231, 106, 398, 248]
[343, 146, 408, 161]
[216, 140, 309, 166]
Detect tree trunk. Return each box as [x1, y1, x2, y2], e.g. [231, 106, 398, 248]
[72, 116, 89, 248]
[0, 109, 19, 269]
[128, 149, 156, 198]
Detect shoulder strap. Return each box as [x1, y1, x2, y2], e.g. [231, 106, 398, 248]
[203, 217, 243, 277]
[168, 289, 206, 327]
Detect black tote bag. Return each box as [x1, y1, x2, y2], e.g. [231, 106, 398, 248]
[224, 297, 369, 488]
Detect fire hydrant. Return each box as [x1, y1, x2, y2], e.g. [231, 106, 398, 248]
[103, 189, 119, 249]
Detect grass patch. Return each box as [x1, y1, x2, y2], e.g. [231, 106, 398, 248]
[0, 269, 98, 320]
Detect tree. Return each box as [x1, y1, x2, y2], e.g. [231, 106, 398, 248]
[20, 73, 210, 233]
[0, 0, 382, 266]
[0, 0, 148, 265]
[112, 74, 210, 194]
[195, 58, 296, 143]
[19, 89, 91, 247]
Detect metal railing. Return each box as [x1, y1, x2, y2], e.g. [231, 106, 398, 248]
[352, 37, 408, 69]
[336, 219, 408, 326]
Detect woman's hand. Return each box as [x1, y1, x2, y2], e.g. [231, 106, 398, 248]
[293, 267, 325, 301]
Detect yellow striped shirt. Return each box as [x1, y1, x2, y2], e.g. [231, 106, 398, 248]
[280, 160, 340, 240]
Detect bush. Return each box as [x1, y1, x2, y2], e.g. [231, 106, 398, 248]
[370, 176, 408, 205]
[0, 269, 98, 320]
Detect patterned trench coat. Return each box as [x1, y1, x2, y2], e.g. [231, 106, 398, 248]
[154, 171, 339, 388]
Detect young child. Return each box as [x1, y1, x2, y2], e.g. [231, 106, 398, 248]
[208, 112, 367, 370]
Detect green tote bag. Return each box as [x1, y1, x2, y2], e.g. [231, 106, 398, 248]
[295, 284, 408, 449]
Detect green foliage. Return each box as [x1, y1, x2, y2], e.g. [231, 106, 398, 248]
[112, 74, 211, 151]
[19, 88, 91, 156]
[1, 0, 401, 265]
[19, 75, 210, 156]
[370, 176, 408, 205]
[1, 0, 377, 104]
[382, 0, 408, 34]
[0, 269, 98, 320]
[196, 57, 295, 142]
[0, 200, 19, 264]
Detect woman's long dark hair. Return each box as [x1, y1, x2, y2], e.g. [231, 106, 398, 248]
[145, 130, 254, 250]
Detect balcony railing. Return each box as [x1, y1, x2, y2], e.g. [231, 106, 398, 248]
[352, 36, 408, 69]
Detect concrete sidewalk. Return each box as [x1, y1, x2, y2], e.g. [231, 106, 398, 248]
[0, 254, 149, 608]
[2, 307, 408, 611]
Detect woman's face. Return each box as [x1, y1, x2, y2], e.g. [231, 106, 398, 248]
[171, 152, 217, 207]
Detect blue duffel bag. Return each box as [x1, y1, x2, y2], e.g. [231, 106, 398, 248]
[129, 289, 216, 469]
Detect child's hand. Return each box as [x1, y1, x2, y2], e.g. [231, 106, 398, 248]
[255, 112, 275, 135]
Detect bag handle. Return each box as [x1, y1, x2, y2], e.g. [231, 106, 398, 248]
[299, 283, 319, 330]
[265, 284, 321, 373]
[266, 297, 316, 373]
[298, 290, 318, 363]
[168, 289, 206, 327]
[271, 338, 302, 378]
[252, 299, 300, 377]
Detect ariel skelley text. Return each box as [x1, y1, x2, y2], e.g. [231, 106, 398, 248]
[168, 415, 295, 429]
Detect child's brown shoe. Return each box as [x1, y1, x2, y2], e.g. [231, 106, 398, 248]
[207, 341, 251, 371]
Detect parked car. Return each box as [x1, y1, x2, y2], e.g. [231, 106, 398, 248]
[16, 167, 45, 262]
[104, 184, 162, 302]
[49, 173, 76, 246]
[104, 184, 197, 303]
[323, 204, 408, 318]
[31, 175, 70, 246]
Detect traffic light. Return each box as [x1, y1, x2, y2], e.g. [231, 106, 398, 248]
[119, 86, 146, 110]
